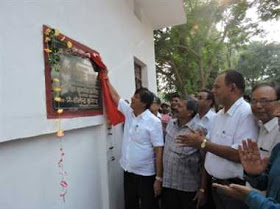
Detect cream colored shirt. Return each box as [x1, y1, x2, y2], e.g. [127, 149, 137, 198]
[258, 117, 280, 157]
[247, 117, 280, 193]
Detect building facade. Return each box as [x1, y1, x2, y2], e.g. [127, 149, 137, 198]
[0, 1, 186, 209]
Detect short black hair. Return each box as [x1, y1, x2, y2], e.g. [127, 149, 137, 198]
[252, 83, 279, 100]
[161, 103, 170, 108]
[183, 95, 199, 118]
[134, 88, 154, 109]
[243, 95, 251, 103]
[171, 93, 180, 99]
[221, 70, 245, 93]
[154, 96, 161, 105]
[200, 89, 215, 107]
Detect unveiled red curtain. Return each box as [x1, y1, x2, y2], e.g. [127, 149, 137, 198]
[91, 53, 125, 126]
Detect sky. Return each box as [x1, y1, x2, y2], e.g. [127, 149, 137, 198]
[247, 7, 280, 43]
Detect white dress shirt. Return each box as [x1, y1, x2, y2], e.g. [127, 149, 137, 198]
[118, 99, 164, 176]
[205, 97, 258, 179]
[192, 109, 216, 137]
[258, 117, 280, 157]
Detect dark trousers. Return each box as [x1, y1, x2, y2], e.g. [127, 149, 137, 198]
[211, 177, 249, 209]
[162, 187, 196, 209]
[124, 171, 159, 209]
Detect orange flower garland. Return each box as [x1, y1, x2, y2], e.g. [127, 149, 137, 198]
[44, 26, 71, 202]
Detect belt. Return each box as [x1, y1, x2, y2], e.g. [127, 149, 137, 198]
[210, 176, 245, 185]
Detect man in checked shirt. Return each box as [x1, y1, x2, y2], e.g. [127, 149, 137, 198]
[162, 95, 202, 209]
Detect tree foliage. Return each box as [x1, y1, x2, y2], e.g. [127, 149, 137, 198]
[255, 0, 280, 21]
[155, 0, 260, 96]
[236, 41, 280, 90]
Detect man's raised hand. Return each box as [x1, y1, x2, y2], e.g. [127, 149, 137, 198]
[238, 139, 269, 175]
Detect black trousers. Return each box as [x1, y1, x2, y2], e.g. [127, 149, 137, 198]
[211, 177, 249, 209]
[162, 187, 196, 209]
[124, 171, 159, 209]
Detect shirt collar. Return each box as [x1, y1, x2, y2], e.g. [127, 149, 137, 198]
[157, 112, 162, 119]
[263, 117, 279, 133]
[139, 109, 151, 120]
[173, 118, 194, 128]
[224, 97, 244, 116]
[131, 108, 151, 120]
[200, 109, 214, 120]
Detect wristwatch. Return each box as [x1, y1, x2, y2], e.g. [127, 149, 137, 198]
[200, 138, 207, 149]
[199, 188, 205, 193]
[155, 176, 163, 182]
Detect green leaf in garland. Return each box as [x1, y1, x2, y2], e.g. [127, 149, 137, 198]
[54, 55, 60, 62]
[50, 29, 55, 35]
[53, 48, 59, 53]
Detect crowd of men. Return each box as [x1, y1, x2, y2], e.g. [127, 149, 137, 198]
[105, 70, 280, 209]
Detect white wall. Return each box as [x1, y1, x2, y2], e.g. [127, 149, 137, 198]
[0, 126, 110, 209]
[0, 0, 157, 209]
[0, 0, 157, 142]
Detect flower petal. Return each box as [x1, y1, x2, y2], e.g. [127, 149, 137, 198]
[44, 48, 52, 53]
[45, 37, 51, 43]
[55, 29, 60, 36]
[54, 97, 62, 102]
[56, 130, 64, 138]
[67, 41, 73, 48]
[53, 87, 61, 92]
[57, 109, 63, 114]
[44, 28, 51, 35]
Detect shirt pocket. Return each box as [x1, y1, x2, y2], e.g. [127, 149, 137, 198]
[187, 152, 201, 175]
[212, 131, 234, 147]
[130, 125, 150, 144]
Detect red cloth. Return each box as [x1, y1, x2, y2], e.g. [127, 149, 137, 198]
[91, 53, 125, 126]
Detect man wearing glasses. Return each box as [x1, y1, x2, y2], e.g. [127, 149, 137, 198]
[176, 70, 258, 209]
[250, 83, 280, 157]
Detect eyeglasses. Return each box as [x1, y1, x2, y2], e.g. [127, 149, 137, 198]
[250, 99, 278, 106]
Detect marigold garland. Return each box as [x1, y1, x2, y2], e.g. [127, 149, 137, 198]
[44, 26, 71, 202]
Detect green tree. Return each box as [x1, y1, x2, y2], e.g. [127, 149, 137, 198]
[155, 0, 260, 96]
[236, 41, 280, 90]
[255, 0, 280, 21]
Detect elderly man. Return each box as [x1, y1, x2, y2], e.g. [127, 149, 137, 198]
[105, 74, 164, 209]
[177, 70, 258, 209]
[212, 96, 280, 209]
[162, 96, 201, 209]
[250, 83, 280, 156]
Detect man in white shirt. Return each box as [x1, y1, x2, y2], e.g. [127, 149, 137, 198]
[177, 70, 258, 209]
[250, 83, 280, 157]
[191, 89, 216, 208]
[105, 74, 164, 209]
[193, 89, 217, 136]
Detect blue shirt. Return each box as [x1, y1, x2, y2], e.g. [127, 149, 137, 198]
[245, 142, 280, 209]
